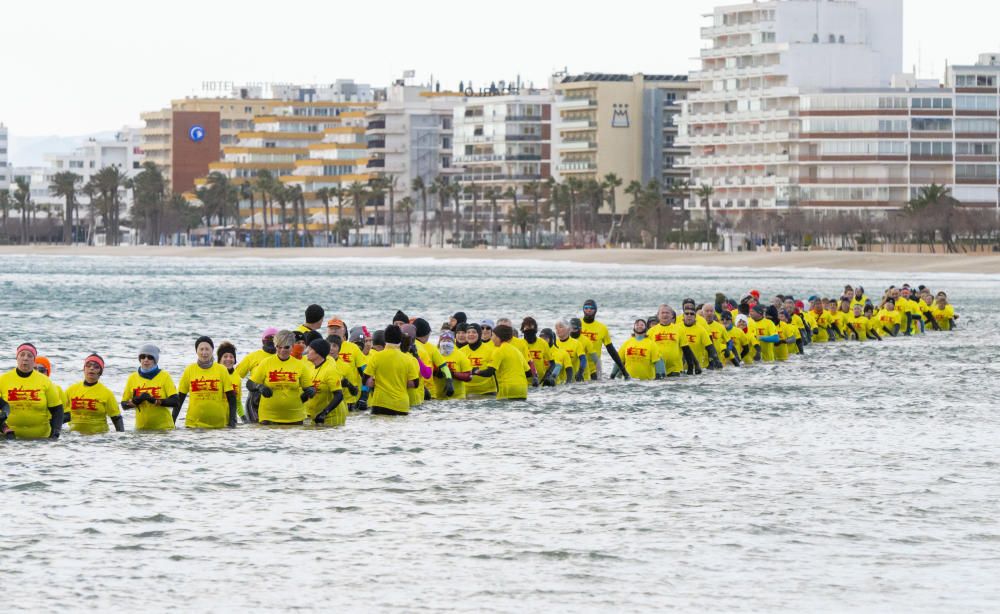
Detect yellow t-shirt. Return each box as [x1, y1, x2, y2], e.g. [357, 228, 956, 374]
[461, 343, 497, 396]
[679, 322, 712, 368]
[63, 381, 121, 435]
[579, 319, 611, 378]
[367, 347, 419, 413]
[727, 326, 751, 363]
[334, 340, 367, 405]
[249, 355, 314, 424]
[648, 323, 683, 374]
[235, 348, 273, 379]
[876, 309, 903, 333]
[489, 342, 530, 400]
[850, 316, 871, 341]
[304, 357, 345, 425]
[619, 336, 661, 380]
[225, 368, 244, 419]
[751, 318, 778, 362]
[0, 370, 64, 439]
[433, 351, 472, 400]
[930, 304, 955, 331]
[122, 370, 178, 431]
[706, 321, 730, 365]
[525, 338, 552, 371]
[178, 362, 233, 429]
[549, 345, 573, 384]
[776, 322, 798, 361]
[555, 337, 585, 382]
[810, 310, 830, 343]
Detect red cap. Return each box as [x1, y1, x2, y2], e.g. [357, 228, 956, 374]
[749, 289, 761, 299]
[795, 300, 805, 309]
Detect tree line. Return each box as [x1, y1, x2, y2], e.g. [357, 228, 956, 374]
[3, 162, 999, 253]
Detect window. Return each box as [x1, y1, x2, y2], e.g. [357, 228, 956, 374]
[956, 95, 998, 110]
[956, 164, 997, 180]
[911, 142, 952, 156]
[761, 32, 775, 44]
[911, 118, 951, 131]
[912, 97, 953, 109]
[69, 160, 84, 168]
[956, 142, 996, 155]
[956, 118, 998, 134]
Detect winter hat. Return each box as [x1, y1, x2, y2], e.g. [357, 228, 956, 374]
[309, 338, 331, 359]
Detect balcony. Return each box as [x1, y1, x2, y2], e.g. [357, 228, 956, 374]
[367, 120, 386, 131]
[559, 140, 597, 151]
[366, 159, 385, 168]
[505, 135, 543, 142]
[558, 119, 597, 131]
[557, 161, 597, 172]
[367, 139, 386, 149]
[458, 173, 543, 182]
[505, 115, 544, 122]
[557, 97, 598, 110]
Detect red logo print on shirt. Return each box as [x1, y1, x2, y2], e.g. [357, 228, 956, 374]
[268, 370, 299, 383]
[133, 386, 162, 399]
[70, 397, 100, 411]
[7, 387, 41, 402]
[625, 347, 647, 358]
[190, 378, 220, 392]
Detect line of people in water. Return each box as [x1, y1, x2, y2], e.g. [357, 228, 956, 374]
[0, 283, 957, 439]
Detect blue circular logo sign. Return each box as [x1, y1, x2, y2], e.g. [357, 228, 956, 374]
[189, 125, 205, 142]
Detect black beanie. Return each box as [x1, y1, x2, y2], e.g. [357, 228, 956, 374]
[195, 335, 214, 349]
[308, 338, 331, 359]
[384, 325, 403, 345]
[305, 304, 325, 324]
[452, 312, 467, 324]
[413, 318, 431, 338]
[393, 310, 409, 324]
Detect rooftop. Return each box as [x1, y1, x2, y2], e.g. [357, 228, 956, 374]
[561, 73, 688, 83]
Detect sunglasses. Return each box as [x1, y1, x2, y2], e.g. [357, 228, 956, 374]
[139, 354, 155, 361]
[278, 345, 293, 350]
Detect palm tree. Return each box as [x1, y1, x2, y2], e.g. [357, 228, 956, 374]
[502, 186, 520, 247]
[13, 177, 31, 244]
[510, 202, 532, 248]
[286, 184, 304, 247]
[565, 177, 583, 247]
[368, 179, 386, 246]
[484, 186, 501, 248]
[0, 191, 10, 241]
[254, 170, 274, 246]
[89, 166, 129, 246]
[397, 196, 415, 246]
[522, 180, 542, 248]
[347, 181, 368, 246]
[316, 187, 332, 246]
[697, 184, 715, 249]
[240, 181, 256, 246]
[132, 162, 166, 245]
[49, 171, 81, 244]
[450, 181, 463, 247]
[603, 173, 623, 245]
[383, 174, 398, 247]
[333, 185, 347, 246]
[412, 177, 428, 247]
[907, 183, 955, 253]
[464, 182, 481, 247]
[272, 183, 290, 246]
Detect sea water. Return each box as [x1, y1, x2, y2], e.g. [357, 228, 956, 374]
[1, 254, 998, 612]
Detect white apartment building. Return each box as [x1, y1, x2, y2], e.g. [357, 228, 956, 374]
[366, 84, 462, 229]
[452, 91, 553, 237]
[679, 0, 906, 211]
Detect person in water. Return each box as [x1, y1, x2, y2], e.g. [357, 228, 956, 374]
[365, 325, 420, 416]
[63, 353, 124, 435]
[247, 330, 316, 426]
[176, 336, 239, 429]
[0, 343, 65, 439]
[121, 344, 179, 431]
[579, 299, 630, 380]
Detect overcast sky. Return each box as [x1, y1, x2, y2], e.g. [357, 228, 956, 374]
[1, 0, 998, 138]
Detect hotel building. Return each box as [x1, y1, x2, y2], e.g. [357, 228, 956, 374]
[553, 73, 697, 215]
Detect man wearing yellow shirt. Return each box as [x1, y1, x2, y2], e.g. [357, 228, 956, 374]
[302, 338, 345, 426]
[414, 318, 455, 398]
[929, 293, 956, 331]
[472, 325, 530, 400]
[749, 305, 780, 362]
[679, 309, 721, 374]
[176, 336, 238, 429]
[580, 299, 630, 380]
[234, 327, 279, 423]
[876, 299, 903, 336]
[366, 325, 420, 416]
[700, 304, 732, 367]
[648, 305, 684, 376]
[63, 353, 124, 435]
[720, 312, 750, 365]
[327, 318, 368, 410]
[617, 319, 666, 380]
[520, 317, 550, 386]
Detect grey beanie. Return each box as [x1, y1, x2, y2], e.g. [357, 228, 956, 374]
[139, 344, 160, 363]
[348, 326, 365, 345]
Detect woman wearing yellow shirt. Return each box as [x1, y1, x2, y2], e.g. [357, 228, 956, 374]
[433, 331, 472, 400]
[0, 343, 65, 439]
[554, 319, 588, 383]
[537, 328, 571, 385]
[876, 299, 903, 337]
[121, 344, 179, 431]
[929, 292, 957, 331]
[63, 354, 123, 435]
[216, 341, 246, 422]
[248, 330, 317, 425]
[461, 324, 497, 396]
[176, 336, 238, 429]
[365, 325, 420, 416]
[302, 338, 345, 426]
